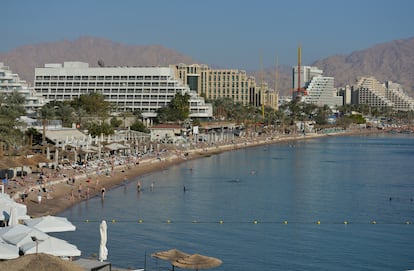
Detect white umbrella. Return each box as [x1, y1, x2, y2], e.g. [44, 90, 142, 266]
[23, 215, 76, 233]
[0, 240, 19, 259]
[0, 224, 49, 248]
[20, 236, 81, 257]
[8, 207, 18, 227]
[99, 220, 108, 262]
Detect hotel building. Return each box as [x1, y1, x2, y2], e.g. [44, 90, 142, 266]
[292, 65, 343, 108]
[0, 62, 46, 114]
[34, 62, 212, 119]
[173, 63, 279, 110]
[352, 76, 414, 111]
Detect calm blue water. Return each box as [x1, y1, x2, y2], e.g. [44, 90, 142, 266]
[55, 134, 414, 271]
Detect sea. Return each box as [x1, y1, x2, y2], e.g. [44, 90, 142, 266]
[54, 133, 414, 271]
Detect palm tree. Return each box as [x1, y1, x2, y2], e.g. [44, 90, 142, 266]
[38, 105, 55, 154]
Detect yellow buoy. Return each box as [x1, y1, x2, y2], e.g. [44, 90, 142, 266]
[253, 220, 258, 224]
[316, 220, 321, 225]
[138, 219, 143, 223]
[112, 219, 116, 223]
[344, 221, 348, 225]
[405, 221, 410, 224]
[283, 220, 288, 224]
[219, 220, 224, 224]
[85, 219, 89, 223]
[372, 220, 377, 224]
[167, 219, 171, 224]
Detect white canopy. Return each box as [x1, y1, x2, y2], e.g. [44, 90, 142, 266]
[0, 194, 30, 221]
[0, 240, 19, 260]
[20, 236, 81, 257]
[0, 224, 49, 248]
[23, 215, 76, 233]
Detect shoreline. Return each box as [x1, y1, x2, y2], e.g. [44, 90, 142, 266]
[8, 129, 381, 218]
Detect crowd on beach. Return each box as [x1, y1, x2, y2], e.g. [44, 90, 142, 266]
[2, 127, 381, 218]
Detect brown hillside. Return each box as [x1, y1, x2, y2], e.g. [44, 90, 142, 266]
[0, 37, 196, 85]
[313, 37, 414, 95]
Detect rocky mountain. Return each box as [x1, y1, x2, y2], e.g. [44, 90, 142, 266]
[0, 37, 196, 86]
[1, 36, 413, 97]
[312, 37, 414, 95]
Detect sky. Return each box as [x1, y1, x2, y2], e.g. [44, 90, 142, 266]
[2, 0, 414, 70]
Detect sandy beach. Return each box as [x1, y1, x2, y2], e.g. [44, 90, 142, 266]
[5, 129, 375, 218]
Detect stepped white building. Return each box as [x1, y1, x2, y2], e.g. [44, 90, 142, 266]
[292, 65, 343, 108]
[34, 62, 212, 119]
[353, 77, 414, 111]
[0, 62, 46, 114]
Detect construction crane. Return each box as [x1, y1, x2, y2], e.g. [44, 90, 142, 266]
[294, 46, 307, 99]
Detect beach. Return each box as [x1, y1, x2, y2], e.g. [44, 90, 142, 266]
[6, 129, 373, 218]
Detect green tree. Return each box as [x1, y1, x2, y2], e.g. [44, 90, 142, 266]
[0, 91, 26, 155]
[156, 93, 190, 123]
[54, 102, 75, 127]
[38, 104, 55, 153]
[87, 122, 114, 137]
[130, 120, 149, 133]
[70, 93, 111, 120]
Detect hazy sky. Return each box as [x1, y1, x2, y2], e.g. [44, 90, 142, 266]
[3, 0, 413, 70]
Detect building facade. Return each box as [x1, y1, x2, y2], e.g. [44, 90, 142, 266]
[34, 62, 212, 119]
[352, 76, 414, 111]
[292, 65, 343, 108]
[0, 62, 46, 115]
[173, 63, 279, 110]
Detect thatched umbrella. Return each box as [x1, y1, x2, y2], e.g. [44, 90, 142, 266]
[172, 253, 222, 270]
[151, 249, 190, 270]
[152, 248, 190, 261]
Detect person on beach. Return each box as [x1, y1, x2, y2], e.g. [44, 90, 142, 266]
[150, 182, 154, 191]
[78, 184, 82, 199]
[101, 187, 106, 199]
[137, 180, 141, 192]
[86, 187, 90, 199]
[37, 189, 42, 204]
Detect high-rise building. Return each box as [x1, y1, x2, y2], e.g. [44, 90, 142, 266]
[173, 63, 279, 110]
[174, 64, 252, 105]
[292, 65, 343, 108]
[352, 77, 414, 111]
[34, 62, 212, 119]
[0, 62, 46, 114]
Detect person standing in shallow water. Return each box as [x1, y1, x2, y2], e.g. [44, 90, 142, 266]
[101, 187, 106, 199]
[137, 180, 141, 192]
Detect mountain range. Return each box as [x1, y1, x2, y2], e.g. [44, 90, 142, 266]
[0, 36, 413, 97]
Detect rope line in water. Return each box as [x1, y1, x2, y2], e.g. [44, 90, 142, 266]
[78, 219, 413, 225]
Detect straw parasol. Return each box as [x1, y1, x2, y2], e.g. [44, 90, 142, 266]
[151, 248, 190, 261]
[0, 253, 84, 271]
[151, 249, 190, 270]
[172, 253, 222, 270]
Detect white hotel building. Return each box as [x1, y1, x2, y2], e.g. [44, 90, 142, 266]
[0, 62, 46, 114]
[34, 62, 212, 119]
[292, 65, 343, 108]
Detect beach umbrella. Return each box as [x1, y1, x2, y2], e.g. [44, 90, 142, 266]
[0, 240, 19, 259]
[152, 248, 190, 261]
[23, 215, 76, 233]
[152, 249, 190, 271]
[8, 207, 18, 227]
[99, 220, 108, 262]
[20, 236, 81, 257]
[0, 224, 49, 248]
[172, 254, 222, 271]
